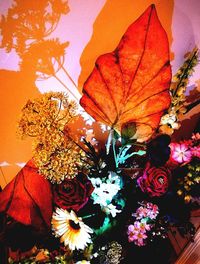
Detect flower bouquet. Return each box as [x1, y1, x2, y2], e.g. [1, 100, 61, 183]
[0, 5, 199, 264]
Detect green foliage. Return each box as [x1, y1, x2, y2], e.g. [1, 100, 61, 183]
[121, 122, 136, 141]
[94, 216, 116, 236]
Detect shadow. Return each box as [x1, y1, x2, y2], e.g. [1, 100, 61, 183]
[78, 0, 174, 91]
[121, 237, 177, 264]
[171, 3, 199, 73]
[68, 114, 109, 152]
[0, 0, 69, 53]
[172, 113, 200, 140]
[0, 0, 70, 185]
[0, 69, 39, 185]
[0, 0, 69, 81]
[186, 82, 200, 105]
[172, 81, 200, 141]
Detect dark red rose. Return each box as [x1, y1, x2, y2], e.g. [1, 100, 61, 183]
[137, 162, 171, 197]
[53, 173, 94, 211]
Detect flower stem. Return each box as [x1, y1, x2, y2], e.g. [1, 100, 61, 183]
[60, 64, 79, 90]
[82, 213, 96, 219]
[53, 74, 80, 102]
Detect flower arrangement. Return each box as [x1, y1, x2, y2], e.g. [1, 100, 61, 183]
[0, 5, 199, 264]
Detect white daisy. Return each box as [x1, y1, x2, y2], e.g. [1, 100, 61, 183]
[52, 208, 93, 251]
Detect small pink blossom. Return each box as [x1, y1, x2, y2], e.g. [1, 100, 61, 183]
[127, 224, 136, 242]
[133, 232, 147, 246]
[146, 203, 159, 219]
[191, 146, 200, 158]
[170, 143, 192, 164]
[127, 224, 148, 246]
[127, 221, 150, 246]
[134, 206, 148, 219]
[134, 203, 159, 220]
[139, 221, 151, 232]
[132, 221, 145, 233]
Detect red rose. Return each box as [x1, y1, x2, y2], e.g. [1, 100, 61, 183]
[137, 162, 171, 197]
[53, 173, 94, 211]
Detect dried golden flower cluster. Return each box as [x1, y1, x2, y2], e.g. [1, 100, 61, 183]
[18, 92, 77, 137]
[18, 92, 85, 183]
[96, 241, 122, 264]
[159, 48, 198, 135]
[106, 241, 122, 264]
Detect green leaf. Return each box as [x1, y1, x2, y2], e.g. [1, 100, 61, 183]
[94, 216, 115, 236]
[113, 129, 120, 139]
[121, 122, 136, 140]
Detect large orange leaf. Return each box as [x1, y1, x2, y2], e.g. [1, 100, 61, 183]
[80, 5, 171, 142]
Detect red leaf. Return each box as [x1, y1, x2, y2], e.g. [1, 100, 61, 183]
[80, 5, 171, 142]
[0, 160, 53, 229]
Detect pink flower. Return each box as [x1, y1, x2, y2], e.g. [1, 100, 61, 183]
[170, 143, 192, 164]
[134, 206, 148, 219]
[134, 203, 159, 220]
[139, 222, 151, 232]
[134, 233, 147, 246]
[127, 221, 150, 246]
[146, 203, 158, 211]
[191, 146, 200, 158]
[146, 203, 159, 219]
[127, 222, 148, 246]
[127, 224, 137, 242]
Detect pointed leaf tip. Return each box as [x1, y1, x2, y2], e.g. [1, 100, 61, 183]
[80, 5, 171, 142]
